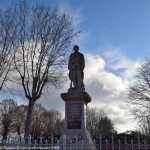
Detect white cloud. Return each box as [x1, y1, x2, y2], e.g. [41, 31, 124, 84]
[37, 52, 138, 133]
[85, 54, 105, 79]
[0, 49, 139, 133]
[85, 53, 128, 94]
[103, 48, 141, 79]
[84, 53, 137, 132]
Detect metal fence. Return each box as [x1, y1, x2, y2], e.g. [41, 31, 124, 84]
[1, 134, 150, 150]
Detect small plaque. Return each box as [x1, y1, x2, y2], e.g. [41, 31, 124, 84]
[67, 103, 81, 129]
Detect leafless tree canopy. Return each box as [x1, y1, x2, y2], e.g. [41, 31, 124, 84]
[0, 9, 16, 89]
[0, 99, 118, 139]
[40, 109, 63, 136]
[13, 105, 27, 140]
[0, 1, 78, 137]
[10, 2, 78, 101]
[0, 99, 17, 140]
[0, 100, 64, 139]
[128, 58, 150, 134]
[86, 107, 115, 136]
[139, 117, 150, 135]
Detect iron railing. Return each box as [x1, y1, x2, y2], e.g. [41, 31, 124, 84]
[1, 134, 150, 150]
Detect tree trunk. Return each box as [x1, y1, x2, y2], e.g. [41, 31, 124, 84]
[24, 100, 35, 138]
[2, 130, 8, 141]
[17, 125, 21, 142]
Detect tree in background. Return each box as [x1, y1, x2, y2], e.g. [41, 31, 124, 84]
[30, 103, 46, 137]
[13, 105, 27, 140]
[0, 100, 64, 138]
[30, 103, 63, 137]
[41, 109, 63, 136]
[138, 116, 150, 135]
[0, 1, 78, 137]
[86, 108, 116, 136]
[0, 99, 118, 138]
[0, 99, 17, 140]
[128, 58, 150, 134]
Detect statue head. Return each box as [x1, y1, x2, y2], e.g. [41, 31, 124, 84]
[73, 45, 79, 52]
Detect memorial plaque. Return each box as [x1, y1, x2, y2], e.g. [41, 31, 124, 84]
[67, 103, 81, 129]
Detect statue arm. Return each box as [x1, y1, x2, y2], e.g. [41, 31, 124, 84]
[68, 55, 71, 70]
[82, 54, 85, 70]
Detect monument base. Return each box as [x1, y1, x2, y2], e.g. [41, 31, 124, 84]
[61, 130, 95, 150]
[61, 92, 96, 150]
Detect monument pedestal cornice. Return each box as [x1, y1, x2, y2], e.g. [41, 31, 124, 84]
[61, 91, 91, 103]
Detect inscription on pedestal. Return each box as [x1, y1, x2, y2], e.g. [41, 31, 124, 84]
[67, 103, 81, 129]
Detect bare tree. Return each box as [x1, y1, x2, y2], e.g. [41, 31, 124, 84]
[30, 103, 63, 137]
[128, 58, 150, 133]
[0, 1, 78, 137]
[30, 103, 46, 137]
[86, 108, 115, 136]
[139, 116, 150, 135]
[41, 109, 63, 136]
[0, 9, 16, 89]
[13, 105, 26, 140]
[0, 99, 17, 140]
[0, 100, 64, 139]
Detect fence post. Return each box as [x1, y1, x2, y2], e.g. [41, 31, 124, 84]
[125, 134, 127, 150]
[18, 135, 21, 150]
[100, 134, 102, 150]
[144, 137, 147, 150]
[106, 137, 108, 150]
[112, 134, 114, 150]
[28, 135, 31, 150]
[118, 138, 120, 150]
[131, 138, 133, 150]
[137, 133, 140, 150]
[62, 135, 66, 150]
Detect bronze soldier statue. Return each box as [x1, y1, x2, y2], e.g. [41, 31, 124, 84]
[68, 45, 85, 90]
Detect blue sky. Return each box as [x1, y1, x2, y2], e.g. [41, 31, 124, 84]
[1, 0, 150, 59]
[55, 0, 150, 60]
[0, 0, 150, 132]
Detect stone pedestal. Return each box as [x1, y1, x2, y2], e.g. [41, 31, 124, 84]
[61, 91, 96, 150]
